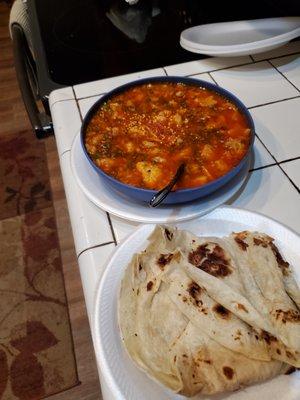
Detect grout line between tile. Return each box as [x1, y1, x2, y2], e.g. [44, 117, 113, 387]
[268, 60, 300, 94]
[249, 163, 277, 172]
[74, 60, 256, 100]
[248, 95, 300, 110]
[74, 87, 300, 106]
[277, 164, 300, 194]
[187, 60, 254, 77]
[266, 50, 300, 63]
[207, 72, 219, 85]
[278, 156, 300, 165]
[162, 66, 168, 76]
[106, 212, 117, 245]
[71, 49, 300, 101]
[188, 51, 300, 78]
[74, 69, 168, 101]
[75, 92, 106, 101]
[72, 87, 84, 121]
[187, 55, 297, 78]
[77, 241, 115, 259]
[254, 133, 278, 163]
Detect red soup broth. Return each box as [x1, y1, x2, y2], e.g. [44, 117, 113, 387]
[85, 82, 251, 190]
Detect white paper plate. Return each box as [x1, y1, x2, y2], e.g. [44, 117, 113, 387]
[180, 17, 300, 57]
[71, 133, 250, 223]
[93, 206, 300, 400]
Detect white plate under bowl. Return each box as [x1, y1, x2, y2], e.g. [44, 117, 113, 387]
[71, 133, 250, 223]
[93, 206, 300, 400]
[180, 17, 300, 57]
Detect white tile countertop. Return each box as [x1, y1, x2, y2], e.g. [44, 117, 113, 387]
[50, 41, 300, 398]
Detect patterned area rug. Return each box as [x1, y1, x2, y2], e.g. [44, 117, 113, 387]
[0, 131, 78, 399]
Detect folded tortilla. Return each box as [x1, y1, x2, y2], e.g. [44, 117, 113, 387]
[118, 226, 300, 397]
[226, 231, 300, 352]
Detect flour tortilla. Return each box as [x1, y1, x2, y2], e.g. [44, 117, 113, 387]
[225, 231, 300, 352]
[147, 226, 300, 362]
[171, 322, 289, 397]
[163, 261, 271, 361]
[118, 226, 300, 397]
[119, 253, 185, 391]
[147, 226, 277, 334]
[176, 256, 300, 368]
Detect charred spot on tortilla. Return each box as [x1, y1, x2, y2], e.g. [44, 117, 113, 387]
[223, 366, 234, 380]
[237, 303, 249, 313]
[147, 281, 153, 291]
[285, 366, 296, 375]
[199, 259, 232, 277]
[200, 306, 208, 314]
[274, 309, 300, 323]
[210, 244, 228, 263]
[253, 237, 268, 247]
[213, 304, 231, 319]
[234, 330, 243, 340]
[270, 242, 290, 273]
[235, 231, 247, 240]
[276, 349, 281, 355]
[187, 282, 206, 310]
[188, 244, 209, 266]
[174, 355, 177, 362]
[286, 350, 296, 360]
[204, 359, 211, 364]
[234, 235, 249, 251]
[252, 233, 290, 273]
[164, 228, 173, 241]
[189, 243, 233, 277]
[157, 253, 173, 269]
[261, 330, 278, 345]
[187, 281, 202, 299]
[138, 263, 143, 271]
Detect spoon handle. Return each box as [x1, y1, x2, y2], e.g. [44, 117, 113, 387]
[149, 163, 185, 208]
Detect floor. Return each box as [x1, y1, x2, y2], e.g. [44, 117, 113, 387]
[0, 3, 102, 399]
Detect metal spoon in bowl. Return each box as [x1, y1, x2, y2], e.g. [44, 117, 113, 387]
[149, 163, 185, 208]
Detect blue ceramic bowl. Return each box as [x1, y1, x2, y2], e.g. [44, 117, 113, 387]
[81, 76, 254, 204]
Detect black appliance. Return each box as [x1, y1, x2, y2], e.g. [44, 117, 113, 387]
[10, 0, 299, 138]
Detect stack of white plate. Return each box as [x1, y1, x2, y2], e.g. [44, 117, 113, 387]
[180, 17, 300, 57]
